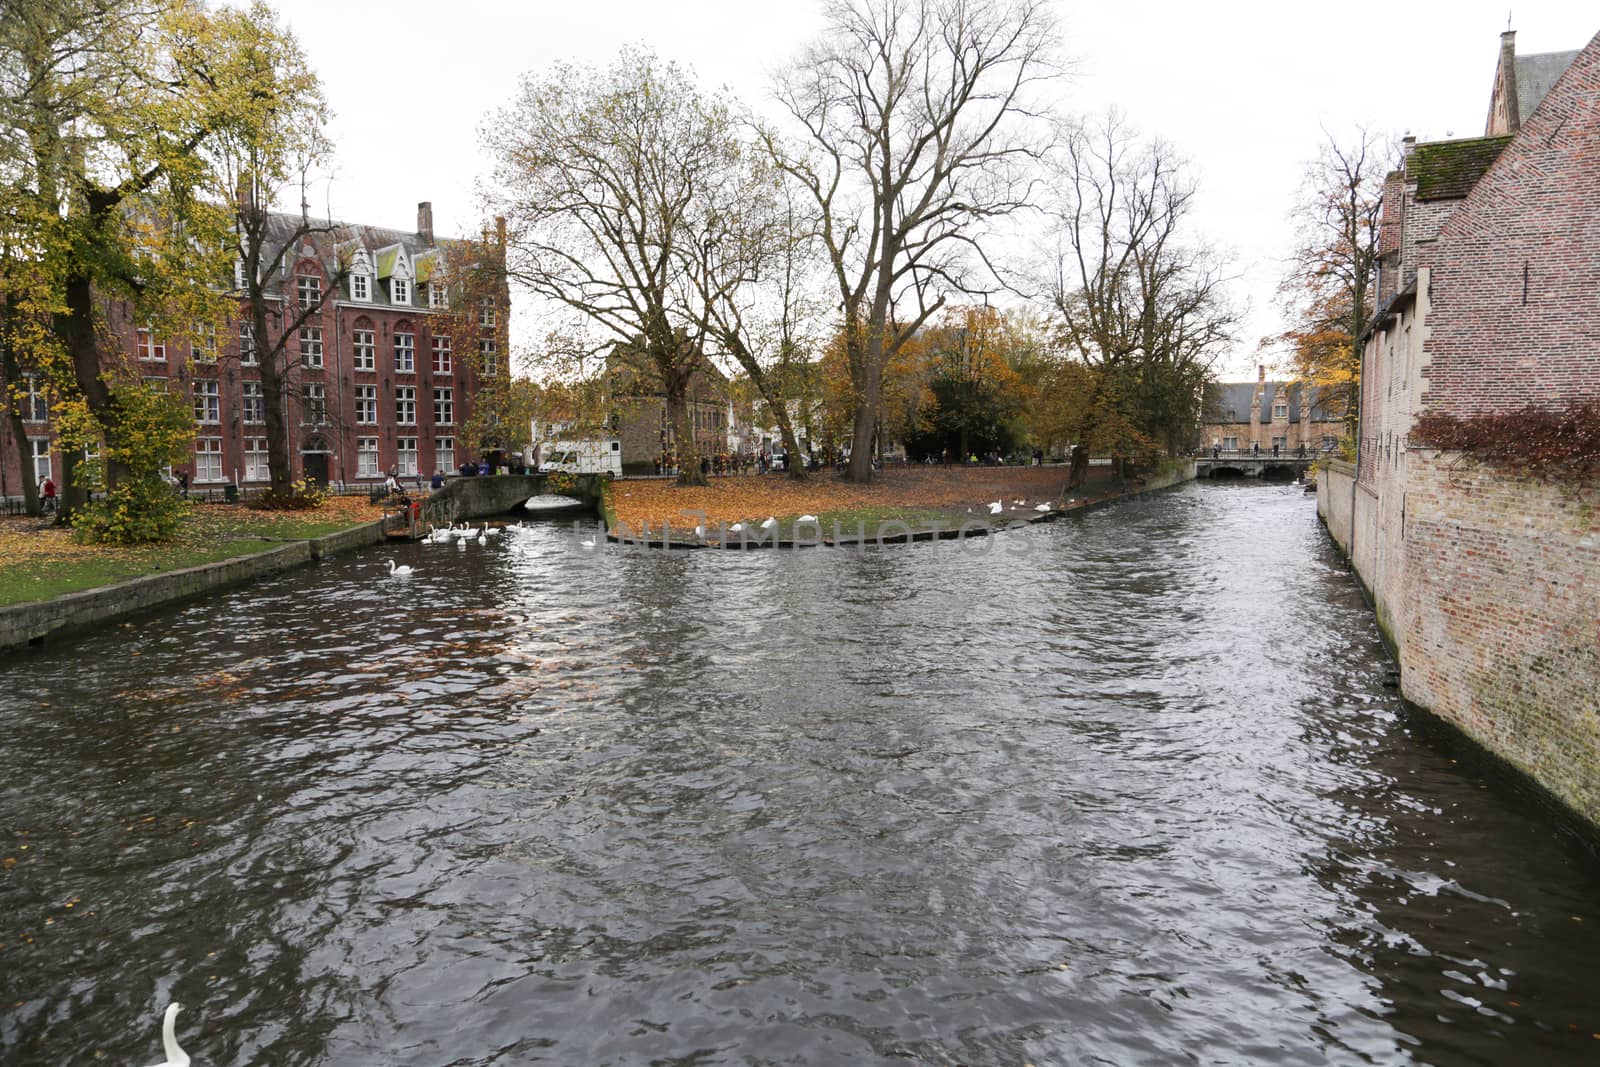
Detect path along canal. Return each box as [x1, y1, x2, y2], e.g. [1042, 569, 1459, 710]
[2, 482, 1597, 1065]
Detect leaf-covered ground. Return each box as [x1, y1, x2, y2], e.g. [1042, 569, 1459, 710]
[608, 464, 1106, 533]
[0, 495, 385, 606]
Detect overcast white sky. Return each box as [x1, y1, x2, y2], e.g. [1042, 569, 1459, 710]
[265, 0, 1597, 380]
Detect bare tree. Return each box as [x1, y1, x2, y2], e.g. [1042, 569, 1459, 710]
[1044, 114, 1237, 457]
[484, 48, 739, 486]
[769, 0, 1058, 482]
[1275, 128, 1388, 434]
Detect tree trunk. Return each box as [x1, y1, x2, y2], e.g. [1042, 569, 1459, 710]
[666, 386, 704, 487]
[250, 301, 298, 499]
[58, 271, 124, 519]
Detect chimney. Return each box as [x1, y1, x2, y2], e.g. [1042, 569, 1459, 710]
[1499, 31, 1522, 133]
[417, 201, 434, 244]
[495, 215, 506, 246]
[1258, 364, 1266, 383]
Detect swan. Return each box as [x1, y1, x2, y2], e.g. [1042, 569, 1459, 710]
[456, 538, 467, 550]
[144, 1002, 189, 1067]
[760, 517, 777, 530]
[1035, 503, 1052, 512]
[476, 531, 487, 544]
[728, 522, 745, 533]
[988, 501, 1003, 514]
[797, 514, 818, 523]
[693, 525, 706, 540]
[387, 559, 413, 576]
[579, 537, 597, 548]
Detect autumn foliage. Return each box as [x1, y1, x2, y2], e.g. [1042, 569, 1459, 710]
[1410, 400, 1600, 482]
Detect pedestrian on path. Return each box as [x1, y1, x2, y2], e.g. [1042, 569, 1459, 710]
[40, 476, 56, 513]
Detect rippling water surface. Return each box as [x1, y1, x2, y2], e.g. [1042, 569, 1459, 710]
[2, 483, 1597, 1065]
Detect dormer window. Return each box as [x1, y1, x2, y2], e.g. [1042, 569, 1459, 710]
[429, 281, 447, 308]
[1273, 401, 1288, 419]
[391, 277, 410, 305]
[350, 248, 373, 302]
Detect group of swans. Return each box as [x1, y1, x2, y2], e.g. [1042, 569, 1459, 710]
[425, 522, 500, 545]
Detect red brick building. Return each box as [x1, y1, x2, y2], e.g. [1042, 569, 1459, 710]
[1320, 29, 1600, 826]
[2, 202, 507, 500]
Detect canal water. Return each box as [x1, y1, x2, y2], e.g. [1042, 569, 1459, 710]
[2, 483, 1597, 1065]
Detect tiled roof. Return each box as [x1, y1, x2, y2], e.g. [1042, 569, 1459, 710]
[1203, 381, 1339, 425]
[1411, 136, 1513, 201]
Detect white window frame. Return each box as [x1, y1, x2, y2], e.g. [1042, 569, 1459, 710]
[300, 326, 323, 369]
[23, 376, 48, 423]
[353, 328, 375, 371]
[1222, 436, 1238, 451]
[297, 273, 321, 308]
[357, 437, 380, 478]
[479, 337, 498, 376]
[435, 436, 454, 475]
[242, 381, 264, 424]
[30, 438, 51, 482]
[479, 298, 496, 327]
[244, 438, 269, 482]
[194, 438, 224, 482]
[433, 387, 453, 426]
[429, 281, 447, 308]
[351, 273, 370, 302]
[394, 332, 415, 373]
[302, 383, 326, 425]
[239, 322, 257, 365]
[356, 385, 378, 425]
[1273, 402, 1288, 420]
[193, 379, 221, 424]
[431, 335, 452, 374]
[396, 436, 418, 477]
[390, 277, 410, 305]
[136, 326, 165, 361]
[192, 322, 218, 364]
[396, 386, 416, 426]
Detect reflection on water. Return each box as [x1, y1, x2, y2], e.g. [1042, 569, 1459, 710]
[2, 483, 1597, 1065]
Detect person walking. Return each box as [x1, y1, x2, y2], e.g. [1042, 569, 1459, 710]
[40, 475, 56, 513]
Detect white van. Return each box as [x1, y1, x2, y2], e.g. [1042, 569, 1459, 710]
[536, 438, 622, 477]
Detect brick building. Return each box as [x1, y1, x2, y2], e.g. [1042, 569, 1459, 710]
[1319, 30, 1600, 826]
[604, 347, 732, 475]
[1200, 367, 1344, 454]
[1, 202, 507, 499]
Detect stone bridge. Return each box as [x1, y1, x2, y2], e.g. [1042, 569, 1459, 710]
[419, 473, 607, 527]
[1195, 453, 1318, 480]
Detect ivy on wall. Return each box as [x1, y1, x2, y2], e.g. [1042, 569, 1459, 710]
[1411, 400, 1600, 482]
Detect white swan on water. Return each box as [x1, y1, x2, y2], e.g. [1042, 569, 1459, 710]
[988, 500, 1003, 515]
[144, 1002, 189, 1067]
[387, 559, 414, 576]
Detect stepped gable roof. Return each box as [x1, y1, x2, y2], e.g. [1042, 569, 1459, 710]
[1411, 136, 1513, 201]
[1515, 50, 1581, 120]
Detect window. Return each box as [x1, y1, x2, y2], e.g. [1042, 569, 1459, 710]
[353, 328, 375, 370]
[23, 376, 48, 422]
[1321, 436, 1338, 451]
[351, 273, 370, 301]
[396, 386, 416, 425]
[479, 337, 498, 376]
[356, 385, 378, 425]
[142, 377, 168, 392]
[297, 274, 321, 308]
[30, 439, 51, 482]
[242, 382, 264, 423]
[1271, 436, 1287, 450]
[435, 436, 454, 475]
[1222, 436, 1238, 451]
[194, 438, 223, 482]
[192, 323, 217, 363]
[433, 387, 453, 426]
[479, 298, 496, 327]
[234, 258, 246, 291]
[244, 438, 269, 482]
[300, 326, 323, 369]
[1273, 401, 1288, 419]
[429, 282, 447, 308]
[397, 436, 418, 476]
[301, 383, 326, 424]
[394, 331, 415, 373]
[239, 322, 257, 365]
[357, 437, 380, 478]
[193, 380, 220, 424]
[390, 277, 410, 305]
[431, 335, 452, 374]
[136, 326, 165, 361]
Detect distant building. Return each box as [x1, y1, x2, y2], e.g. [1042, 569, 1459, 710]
[1200, 366, 1343, 454]
[604, 347, 731, 475]
[1320, 29, 1600, 826]
[1, 202, 507, 499]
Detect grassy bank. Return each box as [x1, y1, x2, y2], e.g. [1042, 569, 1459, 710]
[605, 465, 1116, 543]
[0, 497, 383, 607]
